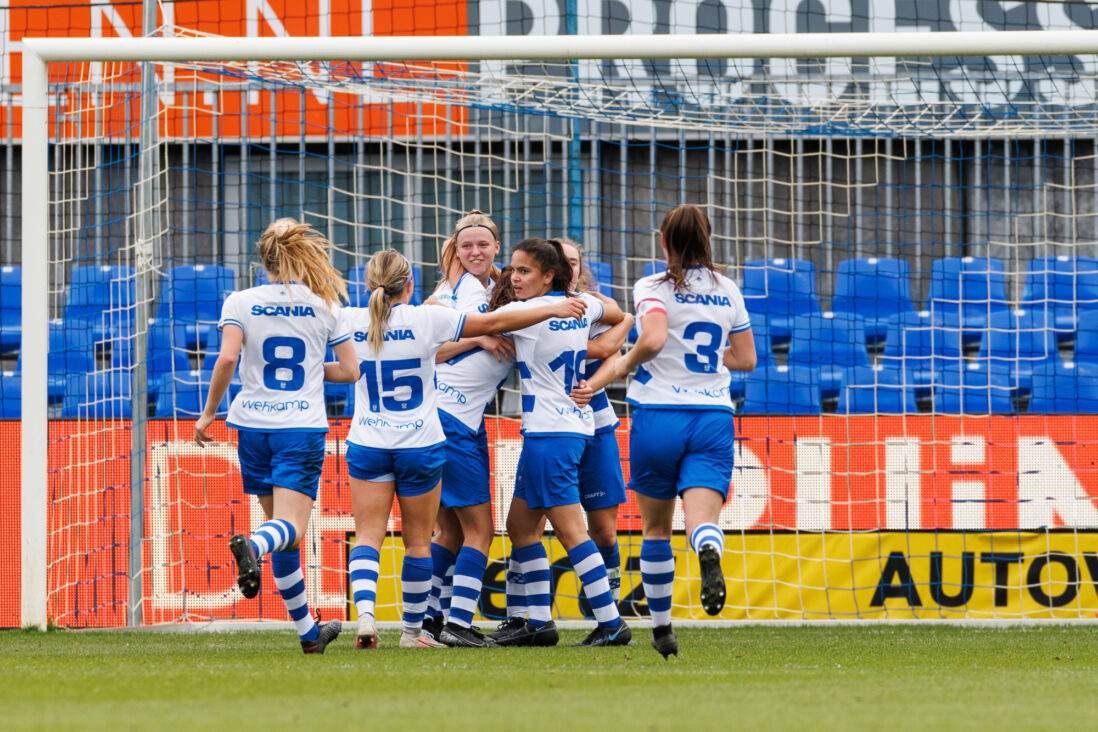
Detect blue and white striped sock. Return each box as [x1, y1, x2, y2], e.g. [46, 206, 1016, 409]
[448, 547, 488, 629]
[271, 550, 318, 642]
[514, 543, 552, 625]
[401, 555, 433, 636]
[569, 540, 621, 629]
[427, 543, 456, 622]
[690, 523, 725, 555]
[249, 519, 296, 559]
[598, 541, 622, 603]
[505, 552, 528, 619]
[641, 539, 675, 628]
[440, 561, 455, 619]
[349, 544, 380, 624]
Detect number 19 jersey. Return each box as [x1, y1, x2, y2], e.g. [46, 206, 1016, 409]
[219, 283, 351, 432]
[343, 303, 466, 449]
[499, 292, 604, 438]
[626, 268, 751, 412]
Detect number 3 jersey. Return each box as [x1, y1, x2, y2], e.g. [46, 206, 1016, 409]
[627, 268, 751, 412]
[342, 303, 467, 449]
[499, 292, 605, 438]
[219, 283, 351, 432]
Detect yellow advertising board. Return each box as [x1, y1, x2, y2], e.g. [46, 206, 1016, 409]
[347, 532, 1098, 622]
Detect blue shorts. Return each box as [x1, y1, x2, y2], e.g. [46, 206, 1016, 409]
[439, 410, 491, 508]
[346, 442, 445, 497]
[513, 435, 587, 510]
[578, 429, 627, 512]
[237, 429, 326, 500]
[628, 407, 734, 501]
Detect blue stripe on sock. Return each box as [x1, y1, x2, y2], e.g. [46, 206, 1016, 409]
[271, 550, 317, 642]
[598, 542, 621, 572]
[401, 555, 433, 625]
[349, 544, 380, 608]
[449, 547, 488, 628]
[569, 540, 618, 625]
[641, 538, 675, 615]
[515, 543, 551, 624]
[428, 543, 457, 620]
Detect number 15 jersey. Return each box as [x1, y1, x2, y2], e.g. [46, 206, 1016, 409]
[626, 268, 751, 412]
[343, 303, 466, 449]
[219, 283, 351, 433]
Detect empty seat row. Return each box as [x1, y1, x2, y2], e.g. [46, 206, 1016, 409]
[735, 359, 1098, 415]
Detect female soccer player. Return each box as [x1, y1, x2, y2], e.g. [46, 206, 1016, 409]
[343, 248, 586, 650]
[424, 211, 517, 648]
[194, 218, 360, 654]
[486, 238, 632, 648]
[611, 204, 756, 658]
[494, 240, 634, 639]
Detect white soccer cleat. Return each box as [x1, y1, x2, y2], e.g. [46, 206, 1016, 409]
[399, 630, 445, 648]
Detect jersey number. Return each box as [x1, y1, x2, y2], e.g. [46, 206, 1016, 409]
[359, 358, 424, 412]
[262, 336, 306, 391]
[682, 321, 724, 374]
[547, 349, 588, 392]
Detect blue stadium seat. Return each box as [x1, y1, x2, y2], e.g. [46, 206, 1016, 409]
[254, 267, 271, 286]
[643, 261, 667, 278]
[48, 319, 97, 404]
[61, 370, 133, 418]
[586, 259, 613, 294]
[740, 258, 821, 342]
[0, 370, 20, 418]
[831, 258, 915, 342]
[153, 370, 230, 418]
[932, 361, 1014, 414]
[108, 320, 193, 402]
[927, 256, 1010, 336]
[787, 312, 871, 398]
[1021, 255, 1098, 335]
[411, 264, 424, 306]
[1029, 360, 1098, 413]
[63, 264, 136, 341]
[880, 311, 964, 389]
[155, 264, 235, 350]
[347, 263, 370, 306]
[837, 364, 918, 414]
[0, 265, 20, 353]
[729, 324, 776, 400]
[976, 308, 1059, 394]
[740, 364, 822, 415]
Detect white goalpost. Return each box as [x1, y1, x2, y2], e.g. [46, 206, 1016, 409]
[22, 30, 1098, 630]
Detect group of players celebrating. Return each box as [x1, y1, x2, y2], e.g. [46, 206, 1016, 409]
[193, 204, 757, 658]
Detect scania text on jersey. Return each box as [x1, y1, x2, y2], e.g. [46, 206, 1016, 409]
[548, 318, 588, 332]
[674, 293, 732, 307]
[354, 329, 416, 342]
[250, 304, 317, 317]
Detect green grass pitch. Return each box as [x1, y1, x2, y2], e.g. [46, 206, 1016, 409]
[3, 625, 1096, 730]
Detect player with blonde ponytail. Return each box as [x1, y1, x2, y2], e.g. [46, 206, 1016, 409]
[341, 248, 587, 650]
[195, 217, 359, 654]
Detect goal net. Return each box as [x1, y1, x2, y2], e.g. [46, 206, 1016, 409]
[20, 26, 1098, 628]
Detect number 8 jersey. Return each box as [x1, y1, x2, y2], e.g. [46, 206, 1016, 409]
[627, 268, 751, 412]
[219, 283, 351, 432]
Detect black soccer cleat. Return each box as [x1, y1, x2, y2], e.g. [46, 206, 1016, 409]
[651, 624, 678, 659]
[302, 619, 342, 655]
[439, 622, 498, 648]
[698, 545, 726, 616]
[422, 615, 444, 642]
[229, 534, 261, 599]
[486, 616, 526, 642]
[573, 620, 632, 647]
[490, 619, 559, 647]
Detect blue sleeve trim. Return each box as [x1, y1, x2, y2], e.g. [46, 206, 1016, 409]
[453, 313, 467, 341]
[730, 322, 752, 333]
[327, 333, 351, 346]
[445, 346, 485, 366]
[219, 318, 243, 330]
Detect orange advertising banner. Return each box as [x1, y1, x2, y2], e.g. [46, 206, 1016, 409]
[5, 414, 1098, 627]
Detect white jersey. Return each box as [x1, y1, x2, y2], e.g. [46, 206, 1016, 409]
[344, 303, 466, 449]
[627, 268, 751, 412]
[219, 284, 350, 432]
[584, 320, 620, 434]
[501, 292, 605, 438]
[433, 274, 513, 433]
